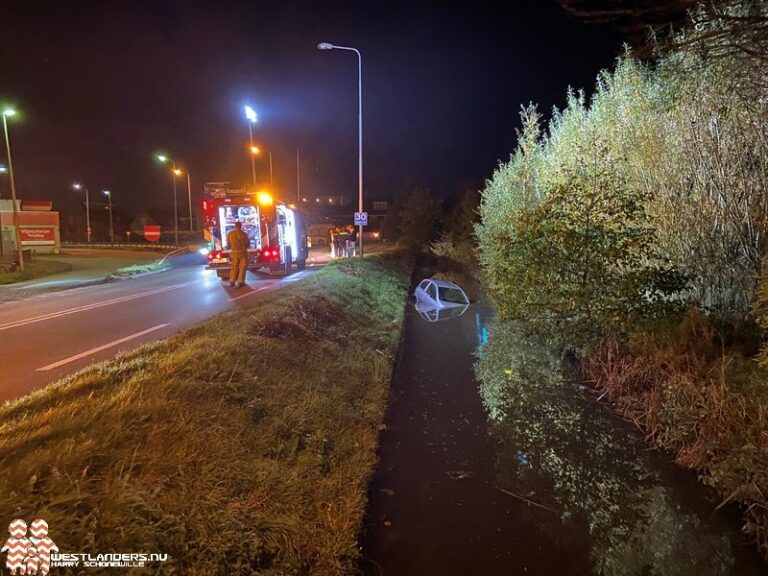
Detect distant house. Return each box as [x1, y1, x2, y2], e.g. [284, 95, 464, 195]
[366, 199, 389, 236]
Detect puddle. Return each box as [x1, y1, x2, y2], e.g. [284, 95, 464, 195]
[360, 297, 766, 575]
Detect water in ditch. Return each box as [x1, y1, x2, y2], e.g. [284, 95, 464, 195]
[360, 294, 766, 575]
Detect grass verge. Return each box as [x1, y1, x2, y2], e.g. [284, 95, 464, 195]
[582, 308, 768, 557]
[0, 251, 412, 575]
[0, 259, 73, 285]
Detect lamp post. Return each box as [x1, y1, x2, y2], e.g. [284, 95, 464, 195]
[174, 168, 194, 232]
[0, 164, 5, 255]
[251, 146, 273, 185]
[244, 105, 258, 187]
[103, 190, 114, 245]
[296, 147, 301, 203]
[186, 171, 193, 231]
[318, 41, 364, 258]
[73, 183, 91, 243]
[157, 154, 179, 246]
[2, 109, 24, 271]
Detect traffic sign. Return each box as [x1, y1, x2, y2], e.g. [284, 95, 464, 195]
[144, 225, 161, 242]
[354, 211, 368, 226]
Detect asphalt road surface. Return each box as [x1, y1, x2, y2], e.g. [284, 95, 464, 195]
[0, 260, 318, 403]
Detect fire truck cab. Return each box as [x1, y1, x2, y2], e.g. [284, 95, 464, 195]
[201, 183, 308, 278]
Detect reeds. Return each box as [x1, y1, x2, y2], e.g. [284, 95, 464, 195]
[583, 308, 768, 556]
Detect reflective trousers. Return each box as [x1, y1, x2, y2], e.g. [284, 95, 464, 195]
[229, 255, 247, 284]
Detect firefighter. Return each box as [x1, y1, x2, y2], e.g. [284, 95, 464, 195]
[227, 221, 249, 287]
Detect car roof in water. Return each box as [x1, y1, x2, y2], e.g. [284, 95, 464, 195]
[428, 279, 464, 290]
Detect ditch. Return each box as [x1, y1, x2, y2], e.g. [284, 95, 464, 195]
[361, 276, 766, 575]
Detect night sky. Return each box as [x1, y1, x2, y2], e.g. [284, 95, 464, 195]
[0, 1, 622, 221]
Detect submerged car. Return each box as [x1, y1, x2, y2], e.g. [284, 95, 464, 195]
[414, 278, 470, 321]
[415, 278, 470, 307]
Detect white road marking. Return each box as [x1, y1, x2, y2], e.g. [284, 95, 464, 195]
[0, 280, 200, 332]
[36, 323, 171, 372]
[229, 286, 269, 302]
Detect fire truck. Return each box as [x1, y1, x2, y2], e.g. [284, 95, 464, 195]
[201, 182, 308, 278]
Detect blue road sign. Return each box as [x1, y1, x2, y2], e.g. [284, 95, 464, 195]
[354, 211, 368, 226]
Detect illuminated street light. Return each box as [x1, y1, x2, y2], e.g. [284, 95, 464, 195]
[2, 108, 23, 270]
[156, 154, 179, 246]
[73, 183, 92, 243]
[318, 41, 364, 257]
[103, 190, 114, 244]
[173, 167, 194, 232]
[250, 146, 273, 185]
[244, 105, 258, 186]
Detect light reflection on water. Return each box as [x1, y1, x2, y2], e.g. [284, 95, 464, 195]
[474, 320, 764, 576]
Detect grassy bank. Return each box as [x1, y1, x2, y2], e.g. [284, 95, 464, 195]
[0, 259, 72, 285]
[0, 252, 412, 575]
[582, 309, 768, 556]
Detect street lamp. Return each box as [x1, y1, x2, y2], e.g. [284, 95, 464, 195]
[250, 146, 273, 185]
[73, 183, 91, 243]
[174, 168, 194, 232]
[244, 105, 259, 187]
[156, 154, 179, 246]
[0, 166, 5, 254]
[2, 108, 24, 271]
[103, 190, 114, 245]
[318, 41, 364, 257]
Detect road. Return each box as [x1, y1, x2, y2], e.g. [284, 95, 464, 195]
[0, 260, 318, 403]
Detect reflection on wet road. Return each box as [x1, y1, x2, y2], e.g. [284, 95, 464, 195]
[362, 298, 766, 575]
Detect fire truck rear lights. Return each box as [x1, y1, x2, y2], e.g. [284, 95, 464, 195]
[259, 248, 279, 261]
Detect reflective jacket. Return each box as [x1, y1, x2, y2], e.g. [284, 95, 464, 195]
[227, 229, 250, 257]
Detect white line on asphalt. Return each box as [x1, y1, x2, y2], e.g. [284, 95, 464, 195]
[0, 280, 200, 332]
[36, 323, 171, 372]
[229, 286, 268, 302]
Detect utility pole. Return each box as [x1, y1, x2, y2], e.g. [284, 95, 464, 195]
[317, 43, 364, 257]
[296, 148, 301, 203]
[2, 110, 24, 272]
[186, 171, 193, 231]
[103, 190, 114, 245]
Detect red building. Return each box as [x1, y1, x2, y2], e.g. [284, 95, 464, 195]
[0, 199, 61, 255]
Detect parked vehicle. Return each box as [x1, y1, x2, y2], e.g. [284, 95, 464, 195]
[201, 184, 308, 277]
